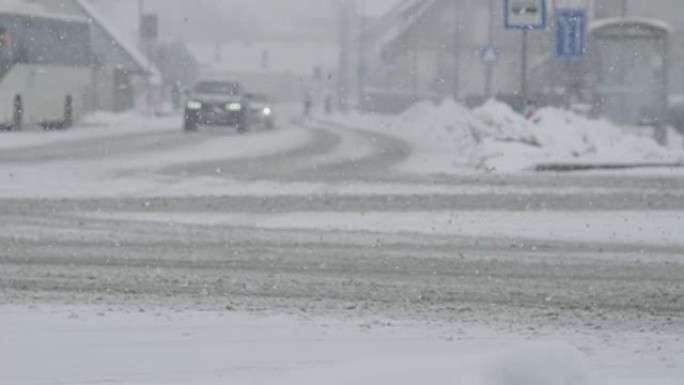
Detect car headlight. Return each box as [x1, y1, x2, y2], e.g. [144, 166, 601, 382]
[262, 107, 272, 116]
[227, 103, 242, 111]
[187, 101, 202, 110]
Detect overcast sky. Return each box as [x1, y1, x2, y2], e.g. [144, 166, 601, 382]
[91, 0, 401, 43]
[90, 0, 684, 47]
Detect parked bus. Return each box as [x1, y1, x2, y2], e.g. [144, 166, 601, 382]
[0, 6, 94, 131]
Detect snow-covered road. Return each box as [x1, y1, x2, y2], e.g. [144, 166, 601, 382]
[1, 110, 683, 385]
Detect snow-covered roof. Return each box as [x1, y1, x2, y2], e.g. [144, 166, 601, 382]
[356, 0, 439, 52]
[0, 0, 89, 23]
[590, 16, 673, 34]
[73, 0, 162, 84]
[377, 0, 439, 49]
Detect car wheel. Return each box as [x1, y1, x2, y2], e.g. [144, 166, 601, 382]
[184, 111, 198, 132]
[236, 116, 249, 134]
[13, 94, 23, 131]
[63, 95, 74, 130]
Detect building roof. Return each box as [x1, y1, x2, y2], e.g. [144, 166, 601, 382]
[589, 16, 673, 33]
[0, 0, 90, 23]
[3, 0, 162, 83]
[73, 0, 161, 84]
[377, 0, 439, 48]
[358, 0, 440, 52]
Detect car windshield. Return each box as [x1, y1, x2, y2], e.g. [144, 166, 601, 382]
[248, 94, 270, 103]
[194, 81, 240, 95]
[3, 2, 684, 385]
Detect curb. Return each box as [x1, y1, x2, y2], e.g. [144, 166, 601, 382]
[535, 162, 683, 172]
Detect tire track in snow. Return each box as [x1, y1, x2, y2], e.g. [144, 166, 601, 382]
[162, 124, 341, 180]
[163, 121, 412, 182]
[0, 129, 208, 164]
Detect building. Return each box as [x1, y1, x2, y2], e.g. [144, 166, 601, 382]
[354, 0, 684, 113]
[349, 0, 552, 113]
[24, 0, 161, 112]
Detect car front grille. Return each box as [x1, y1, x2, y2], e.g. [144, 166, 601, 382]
[201, 102, 225, 111]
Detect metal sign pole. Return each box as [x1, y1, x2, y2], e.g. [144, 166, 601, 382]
[337, 0, 351, 113]
[565, 60, 573, 109]
[521, 29, 528, 102]
[504, 0, 547, 106]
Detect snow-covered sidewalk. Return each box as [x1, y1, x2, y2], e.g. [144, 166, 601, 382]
[0, 111, 180, 151]
[326, 100, 684, 174]
[1, 306, 681, 385]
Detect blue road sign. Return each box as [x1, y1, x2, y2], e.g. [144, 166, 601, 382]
[555, 9, 587, 59]
[505, 0, 547, 30]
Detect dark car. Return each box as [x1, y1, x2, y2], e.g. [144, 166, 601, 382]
[184, 80, 251, 133]
[246, 93, 275, 130]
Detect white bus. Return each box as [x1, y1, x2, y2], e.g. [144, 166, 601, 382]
[0, 6, 94, 131]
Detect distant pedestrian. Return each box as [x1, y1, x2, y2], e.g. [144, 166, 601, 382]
[303, 93, 314, 121]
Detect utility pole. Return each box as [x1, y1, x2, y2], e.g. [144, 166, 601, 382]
[138, 0, 154, 115]
[357, 0, 366, 110]
[620, 0, 628, 17]
[452, 0, 461, 100]
[337, 0, 351, 112]
[411, 32, 418, 100]
[485, 0, 494, 97]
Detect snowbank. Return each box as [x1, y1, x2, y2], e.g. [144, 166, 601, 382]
[282, 341, 591, 385]
[331, 99, 684, 173]
[474, 102, 681, 172]
[0, 111, 178, 151]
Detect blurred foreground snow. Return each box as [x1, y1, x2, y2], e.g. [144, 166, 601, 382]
[2, 306, 682, 385]
[282, 341, 590, 385]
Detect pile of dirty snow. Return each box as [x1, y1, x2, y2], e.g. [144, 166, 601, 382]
[331, 99, 684, 173]
[395, 99, 484, 153]
[474, 101, 681, 172]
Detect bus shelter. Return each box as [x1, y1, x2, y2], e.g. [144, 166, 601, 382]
[588, 17, 670, 139]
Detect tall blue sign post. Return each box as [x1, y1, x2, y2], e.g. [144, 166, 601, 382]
[555, 9, 587, 108]
[504, 0, 548, 102]
[555, 9, 587, 59]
